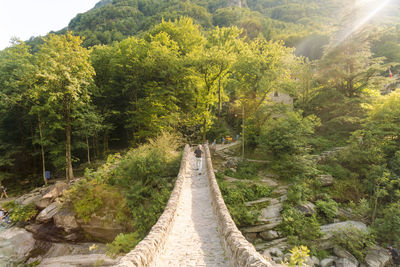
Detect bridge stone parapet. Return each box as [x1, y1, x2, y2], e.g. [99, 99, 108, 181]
[117, 144, 191, 267]
[204, 143, 281, 267]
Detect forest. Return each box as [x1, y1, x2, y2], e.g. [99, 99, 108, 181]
[1, 0, 400, 263]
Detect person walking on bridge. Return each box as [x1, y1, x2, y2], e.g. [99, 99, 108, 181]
[194, 145, 203, 175]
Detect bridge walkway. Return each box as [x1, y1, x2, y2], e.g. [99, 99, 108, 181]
[154, 150, 228, 266]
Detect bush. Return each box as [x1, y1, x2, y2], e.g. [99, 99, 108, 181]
[64, 132, 182, 250]
[279, 207, 321, 246]
[373, 202, 400, 246]
[106, 232, 139, 256]
[257, 111, 320, 157]
[218, 179, 272, 226]
[224, 160, 261, 180]
[316, 198, 338, 222]
[1, 201, 37, 223]
[287, 181, 313, 204]
[332, 225, 375, 262]
[287, 245, 310, 267]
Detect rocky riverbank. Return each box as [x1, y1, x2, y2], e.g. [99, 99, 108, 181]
[213, 143, 395, 267]
[0, 181, 121, 266]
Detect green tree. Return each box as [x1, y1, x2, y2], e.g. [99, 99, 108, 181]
[34, 32, 95, 182]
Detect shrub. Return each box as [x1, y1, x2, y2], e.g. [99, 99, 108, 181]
[279, 207, 321, 246]
[64, 132, 182, 249]
[218, 179, 272, 226]
[332, 225, 375, 262]
[288, 245, 310, 267]
[1, 201, 37, 223]
[106, 232, 139, 256]
[287, 182, 313, 204]
[373, 202, 400, 246]
[316, 198, 338, 222]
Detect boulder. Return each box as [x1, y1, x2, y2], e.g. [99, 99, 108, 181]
[42, 243, 107, 258]
[333, 246, 359, 266]
[78, 214, 125, 242]
[36, 182, 68, 210]
[319, 221, 367, 249]
[36, 202, 60, 223]
[53, 208, 79, 233]
[42, 182, 68, 200]
[256, 238, 288, 252]
[364, 246, 391, 267]
[0, 227, 36, 265]
[319, 256, 337, 267]
[269, 247, 283, 258]
[25, 223, 66, 242]
[37, 254, 120, 267]
[244, 232, 258, 243]
[258, 197, 285, 224]
[242, 222, 281, 233]
[296, 202, 316, 216]
[260, 230, 280, 241]
[317, 174, 334, 186]
[335, 258, 358, 267]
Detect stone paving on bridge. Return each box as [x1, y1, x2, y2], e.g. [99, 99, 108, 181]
[154, 151, 229, 267]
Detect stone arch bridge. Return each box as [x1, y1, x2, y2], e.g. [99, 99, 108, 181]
[117, 144, 282, 267]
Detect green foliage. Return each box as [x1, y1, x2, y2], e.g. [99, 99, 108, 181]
[258, 111, 320, 157]
[224, 160, 260, 180]
[287, 245, 310, 267]
[316, 198, 338, 222]
[332, 225, 375, 262]
[373, 202, 400, 246]
[64, 132, 181, 248]
[1, 201, 37, 223]
[279, 207, 321, 246]
[106, 232, 139, 256]
[218, 179, 272, 227]
[287, 181, 313, 204]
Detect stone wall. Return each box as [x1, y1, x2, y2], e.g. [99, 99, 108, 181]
[204, 144, 279, 267]
[117, 144, 191, 267]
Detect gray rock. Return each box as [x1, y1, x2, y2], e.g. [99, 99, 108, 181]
[333, 246, 359, 266]
[53, 208, 79, 233]
[0, 227, 36, 266]
[296, 202, 316, 216]
[77, 214, 125, 242]
[242, 222, 281, 233]
[310, 256, 319, 266]
[319, 221, 367, 249]
[245, 198, 270, 207]
[43, 243, 107, 258]
[36, 202, 60, 223]
[364, 245, 391, 267]
[36, 182, 68, 210]
[319, 257, 337, 267]
[335, 257, 358, 267]
[38, 254, 120, 267]
[255, 238, 288, 252]
[244, 232, 258, 242]
[318, 174, 334, 186]
[269, 247, 283, 258]
[260, 230, 279, 241]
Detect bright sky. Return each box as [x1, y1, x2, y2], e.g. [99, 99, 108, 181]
[0, 0, 101, 50]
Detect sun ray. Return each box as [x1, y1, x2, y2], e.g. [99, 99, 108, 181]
[334, 0, 391, 47]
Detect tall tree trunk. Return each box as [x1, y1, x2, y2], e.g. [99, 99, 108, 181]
[86, 135, 91, 164]
[65, 106, 74, 182]
[202, 119, 207, 142]
[38, 114, 47, 186]
[103, 129, 109, 156]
